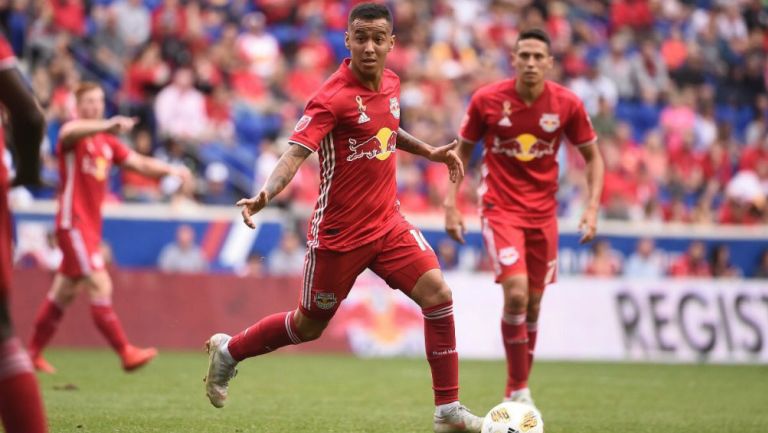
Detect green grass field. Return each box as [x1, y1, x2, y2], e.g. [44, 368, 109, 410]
[36, 349, 767, 433]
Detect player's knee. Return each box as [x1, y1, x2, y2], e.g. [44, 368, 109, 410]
[294, 313, 329, 342]
[501, 279, 528, 313]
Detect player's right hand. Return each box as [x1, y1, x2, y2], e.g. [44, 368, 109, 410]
[107, 116, 138, 134]
[237, 190, 269, 229]
[445, 205, 466, 244]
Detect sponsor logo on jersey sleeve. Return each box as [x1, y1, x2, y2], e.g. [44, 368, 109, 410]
[294, 115, 312, 132]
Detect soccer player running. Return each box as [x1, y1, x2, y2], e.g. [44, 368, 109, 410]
[27, 82, 191, 374]
[0, 34, 48, 433]
[444, 29, 605, 410]
[204, 4, 483, 432]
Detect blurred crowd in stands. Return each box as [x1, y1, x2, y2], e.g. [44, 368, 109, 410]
[3, 0, 768, 276]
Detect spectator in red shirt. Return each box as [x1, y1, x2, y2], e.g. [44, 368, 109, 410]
[585, 239, 622, 277]
[49, 0, 85, 36]
[669, 240, 711, 277]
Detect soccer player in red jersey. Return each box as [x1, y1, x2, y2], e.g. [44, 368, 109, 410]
[204, 4, 483, 432]
[445, 29, 605, 409]
[27, 82, 191, 374]
[0, 34, 49, 433]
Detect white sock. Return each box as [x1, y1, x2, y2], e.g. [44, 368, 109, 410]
[221, 337, 236, 364]
[436, 401, 460, 415]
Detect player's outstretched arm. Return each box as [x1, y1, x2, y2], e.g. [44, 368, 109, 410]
[576, 141, 605, 244]
[396, 128, 464, 182]
[237, 143, 312, 229]
[59, 116, 137, 149]
[443, 138, 476, 244]
[122, 153, 192, 182]
[0, 68, 45, 187]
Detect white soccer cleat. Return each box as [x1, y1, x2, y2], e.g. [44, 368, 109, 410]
[204, 333, 238, 408]
[433, 404, 484, 433]
[505, 387, 539, 413]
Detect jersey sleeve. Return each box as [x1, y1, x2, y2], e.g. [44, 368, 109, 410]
[458, 92, 486, 143]
[108, 136, 132, 165]
[564, 99, 597, 147]
[287, 98, 337, 152]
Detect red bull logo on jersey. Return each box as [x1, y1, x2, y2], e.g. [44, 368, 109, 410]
[539, 113, 560, 133]
[492, 134, 556, 162]
[82, 156, 110, 180]
[347, 127, 397, 162]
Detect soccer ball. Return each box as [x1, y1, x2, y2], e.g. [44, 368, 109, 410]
[481, 401, 544, 433]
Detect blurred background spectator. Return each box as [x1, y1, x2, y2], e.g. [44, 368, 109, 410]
[157, 224, 209, 273]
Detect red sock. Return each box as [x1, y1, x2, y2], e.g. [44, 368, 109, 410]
[501, 313, 528, 396]
[227, 311, 302, 361]
[90, 302, 129, 354]
[527, 321, 538, 374]
[423, 302, 459, 406]
[0, 338, 47, 433]
[28, 297, 64, 358]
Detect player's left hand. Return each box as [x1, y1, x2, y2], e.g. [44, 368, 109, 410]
[237, 190, 269, 229]
[429, 139, 464, 183]
[578, 207, 598, 244]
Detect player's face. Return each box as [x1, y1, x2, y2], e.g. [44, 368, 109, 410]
[345, 18, 394, 79]
[512, 39, 553, 86]
[76, 88, 106, 119]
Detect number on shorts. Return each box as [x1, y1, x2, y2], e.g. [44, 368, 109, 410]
[410, 229, 432, 251]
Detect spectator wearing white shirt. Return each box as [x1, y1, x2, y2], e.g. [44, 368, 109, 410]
[268, 231, 305, 277]
[154, 68, 208, 142]
[569, 60, 618, 116]
[158, 224, 209, 273]
[625, 238, 665, 279]
[236, 12, 280, 79]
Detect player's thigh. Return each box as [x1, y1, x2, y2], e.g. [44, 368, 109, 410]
[299, 244, 375, 321]
[82, 269, 113, 300]
[49, 273, 81, 306]
[56, 228, 106, 280]
[369, 221, 441, 299]
[481, 215, 528, 283]
[524, 219, 559, 293]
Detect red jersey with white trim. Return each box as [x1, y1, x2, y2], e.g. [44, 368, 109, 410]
[460, 78, 596, 226]
[0, 36, 16, 71]
[55, 132, 131, 235]
[288, 59, 402, 251]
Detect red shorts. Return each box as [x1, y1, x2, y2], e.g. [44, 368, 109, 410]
[481, 213, 558, 291]
[56, 228, 105, 278]
[298, 217, 440, 320]
[0, 184, 11, 299]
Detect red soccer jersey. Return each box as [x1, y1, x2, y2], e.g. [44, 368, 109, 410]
[288, 59, 402, 251]
[0, 36, 15, 71]
[55, 132, 131, 236]
[459, 78, 596, 226]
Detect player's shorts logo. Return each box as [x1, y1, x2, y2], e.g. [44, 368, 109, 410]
[314, 292, 337, 310]
[498, 247, 519, 266]
[294, 115, 312, 132]
[347, 127, 397, 162]
[492, 134, 555, 162]
[539, 113, 560, 133]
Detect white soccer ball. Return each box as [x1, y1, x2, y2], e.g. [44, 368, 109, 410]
[481, 401, 544, 433]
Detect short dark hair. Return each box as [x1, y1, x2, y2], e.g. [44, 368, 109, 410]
[517, 28, 551, 49]
[348, 2, 392, 28]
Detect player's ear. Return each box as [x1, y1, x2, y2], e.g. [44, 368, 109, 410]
[344, 31, 350, 50]
[388, 34, 395, 52]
